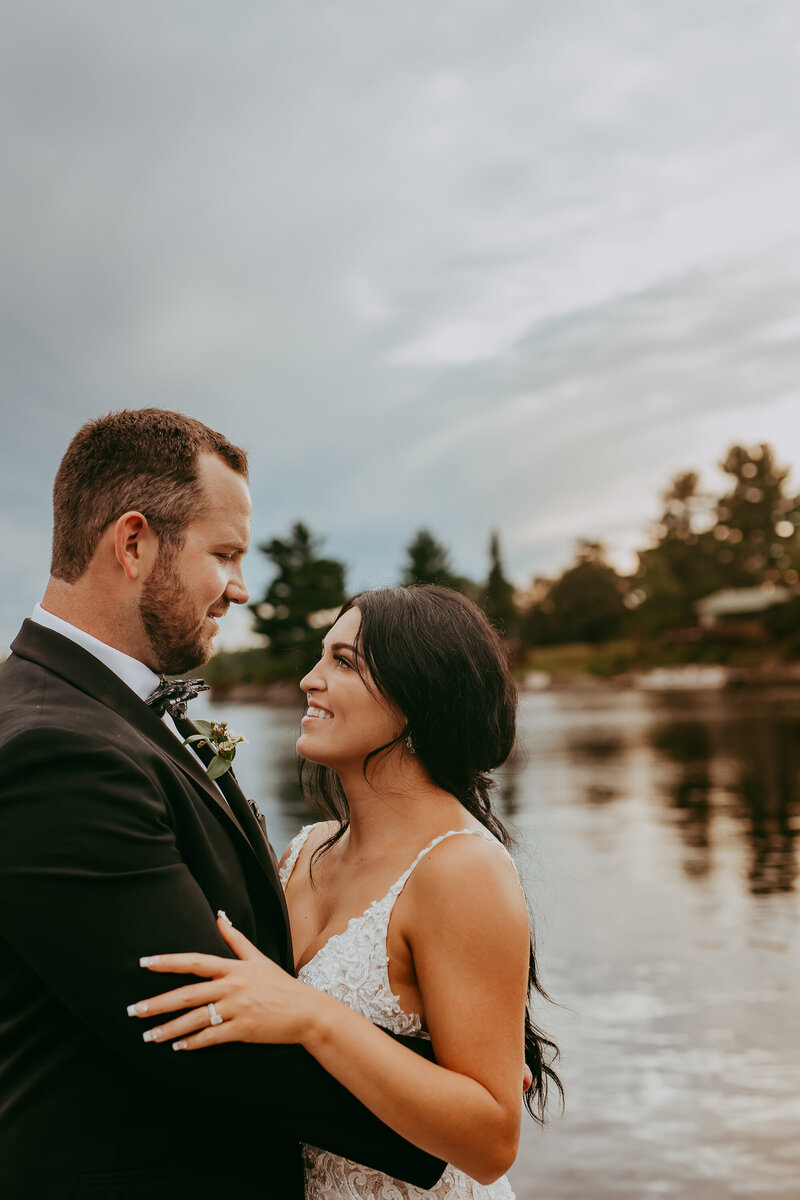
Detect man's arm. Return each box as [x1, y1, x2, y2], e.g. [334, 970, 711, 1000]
[0, 728, 444, 1187]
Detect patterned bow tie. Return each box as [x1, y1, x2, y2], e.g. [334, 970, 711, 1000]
[146, 677, 210, 720]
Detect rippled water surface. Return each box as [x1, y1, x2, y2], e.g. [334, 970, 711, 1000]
[197, 687, 800, 1199]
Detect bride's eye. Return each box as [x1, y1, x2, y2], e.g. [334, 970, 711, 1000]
[334, 655, 352, 670]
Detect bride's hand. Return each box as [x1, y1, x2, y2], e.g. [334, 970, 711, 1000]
[128, 911, 317, 1051]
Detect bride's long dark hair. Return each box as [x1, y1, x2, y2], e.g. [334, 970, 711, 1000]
[300, 584, 563, 1123]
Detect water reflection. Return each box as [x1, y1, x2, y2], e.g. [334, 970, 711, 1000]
[741, 733, 799, 895]
[515, 688, 800, 897]
[272, 730, 309, 826]
[647, 694, 800, 895]
[569, 734, 625, 764]
[649, 718, 716, 882]
[495, 753, 521, 818]
[504, 687, 800, 1200]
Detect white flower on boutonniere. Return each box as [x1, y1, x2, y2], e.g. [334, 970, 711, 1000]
[183, 720, 247, 781]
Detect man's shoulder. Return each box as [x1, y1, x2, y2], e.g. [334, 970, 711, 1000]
[0, 647, 40, 691]
[0, 651, 66, 734]
[0, 663, 175, 825]
[1, 649, 106, 721]
[0, 652, 151, 763]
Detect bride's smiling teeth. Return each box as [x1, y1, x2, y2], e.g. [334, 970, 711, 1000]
[306, 705, 332, 719]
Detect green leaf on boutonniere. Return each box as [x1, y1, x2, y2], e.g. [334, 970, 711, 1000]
[181, 719, 247, 781]
[207, 755, 234, 781]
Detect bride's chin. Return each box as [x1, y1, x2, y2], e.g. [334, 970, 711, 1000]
[296, 740, 331, 768]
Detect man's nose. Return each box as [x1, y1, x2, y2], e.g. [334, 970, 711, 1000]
[225, 564, 249, 605]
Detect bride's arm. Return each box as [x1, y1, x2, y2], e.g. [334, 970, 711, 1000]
[299, 835, 530, 1182]
[131, 836, 531, 1184]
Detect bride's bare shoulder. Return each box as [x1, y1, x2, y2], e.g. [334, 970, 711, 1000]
[403, 830, 527, 929]
[277, 820, 340, 871]
[303, 820, 341, 853]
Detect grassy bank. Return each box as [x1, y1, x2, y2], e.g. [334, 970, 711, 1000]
[521, 638, 796, 680]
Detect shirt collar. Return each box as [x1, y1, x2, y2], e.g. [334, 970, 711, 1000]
[31, 603, 161, 702]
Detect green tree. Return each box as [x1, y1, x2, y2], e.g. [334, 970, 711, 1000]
[401, 529, 464, 590]
[634, 471, 726, 635]
[530, 541, 628, 644]
[482, 531, 518, 638]
[250, 522, 346, 678]
[713, 444, 800, 585]
[519, 578, 558, 647]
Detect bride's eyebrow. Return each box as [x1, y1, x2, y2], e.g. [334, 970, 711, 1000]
[331, 642, 357, 654]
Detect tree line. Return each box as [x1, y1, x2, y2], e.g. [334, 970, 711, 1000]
[207, 442, 800, 686]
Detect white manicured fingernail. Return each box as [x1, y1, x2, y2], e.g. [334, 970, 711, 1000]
[127, 1001, 148, 1016]
[172, 1040, 188, 1051]
[142, 1027, 162, 1043]
[217, 910, 232, 926]
[139, 955, 160, 967]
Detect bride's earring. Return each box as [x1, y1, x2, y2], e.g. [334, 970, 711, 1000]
[405, 735, 416, 755]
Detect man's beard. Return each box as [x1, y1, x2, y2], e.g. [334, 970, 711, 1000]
[139, 546, 220, 675]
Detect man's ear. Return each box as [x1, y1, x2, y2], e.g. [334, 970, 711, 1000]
[113, 512, 157, 581]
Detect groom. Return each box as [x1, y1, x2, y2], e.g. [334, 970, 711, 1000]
[0, 410, 443, 1199]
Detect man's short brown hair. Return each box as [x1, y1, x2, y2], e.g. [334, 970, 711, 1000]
[51, 409, 249, 583]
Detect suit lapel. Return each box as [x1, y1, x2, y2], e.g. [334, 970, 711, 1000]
[174, 717, 292, 938]
[10, 621, 279, 888]
[173, 715, 279, 873]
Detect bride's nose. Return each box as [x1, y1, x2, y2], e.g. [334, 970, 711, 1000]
[300, 664, 325, 695]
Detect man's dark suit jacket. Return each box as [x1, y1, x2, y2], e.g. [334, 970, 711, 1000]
[0, 620, 443, 1199]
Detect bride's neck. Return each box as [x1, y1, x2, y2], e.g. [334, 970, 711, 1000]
[336, 760, 466, 856]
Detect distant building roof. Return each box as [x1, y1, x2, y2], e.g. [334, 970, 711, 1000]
[695, 585, 792, 618]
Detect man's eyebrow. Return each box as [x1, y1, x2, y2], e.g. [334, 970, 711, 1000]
[216, 542, 247, 554]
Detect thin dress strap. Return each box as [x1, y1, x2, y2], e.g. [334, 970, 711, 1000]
[278, 823, 316, 889]
[387, 827, 509, 903]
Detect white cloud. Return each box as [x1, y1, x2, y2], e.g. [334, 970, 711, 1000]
[2, 0, 800, 642]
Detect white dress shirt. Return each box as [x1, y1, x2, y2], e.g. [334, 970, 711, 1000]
[30, 603, 225, 796]
[32, 603, 162, 701]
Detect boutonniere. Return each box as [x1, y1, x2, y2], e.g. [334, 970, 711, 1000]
[183, 720, 247, 781]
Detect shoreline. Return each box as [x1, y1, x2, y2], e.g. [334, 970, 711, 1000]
[207, 679, 304, 707]
[521, 661, 800, 694]
[208, 662, 800, 705]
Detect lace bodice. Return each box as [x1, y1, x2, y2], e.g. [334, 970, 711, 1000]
[280, 824, 516, 1200]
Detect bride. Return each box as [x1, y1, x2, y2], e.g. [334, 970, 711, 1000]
[131, 585, 561, 1197]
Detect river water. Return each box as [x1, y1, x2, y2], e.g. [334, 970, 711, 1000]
[195, 686, 800, 1200]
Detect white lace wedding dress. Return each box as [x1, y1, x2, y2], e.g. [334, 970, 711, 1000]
[280, 824, 516, 1200]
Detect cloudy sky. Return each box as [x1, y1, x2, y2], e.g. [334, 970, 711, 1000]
[2, 0, 799, 650]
